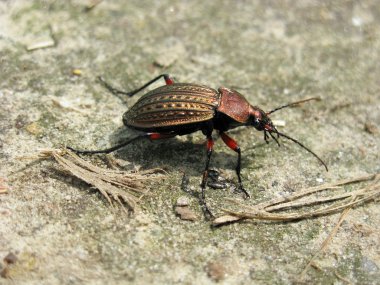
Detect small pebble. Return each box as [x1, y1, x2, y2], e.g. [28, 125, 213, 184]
[25, 122, 42, 135]
[0, 267, 9, 278]
[364, 122, 378, 134]
[272, 119, 286, 127]
[3, 252, 17, 264]
[175, 206, 197, 221]
[207, 170, 228, 190]
[176, 196, 190, 207]
[206, 261, 226, 282]
[72, 69, 82, 76]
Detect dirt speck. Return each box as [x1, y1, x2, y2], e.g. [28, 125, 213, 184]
[175, 206, 198, 221]
[206, 261, 227, 282]
[3, 253, 17, 265]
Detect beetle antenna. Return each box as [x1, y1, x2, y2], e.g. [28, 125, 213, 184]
[264, 130, 270, 144]
[274, 130, 328, 171]
[269, 132, 281, 147]
[267, 97, 320, 115]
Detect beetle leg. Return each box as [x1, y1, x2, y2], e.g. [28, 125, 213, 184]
[220, 132, 250, 199]
[163, 74, 174, 85]
[200, 136, 215, 219]
[99, 74, 174, 97]
[67, 133, 151, 154]
[147, 132, 176, 140]
[98, 76, 132, 97]
[67, 132, 176, 154]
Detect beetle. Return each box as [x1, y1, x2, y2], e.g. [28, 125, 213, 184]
[68, 74, 328, 218]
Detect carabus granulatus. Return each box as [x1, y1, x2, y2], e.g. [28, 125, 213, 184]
[69, 74, 328, 219]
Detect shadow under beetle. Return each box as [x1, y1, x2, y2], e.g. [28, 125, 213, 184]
[69, 74, 328, 219]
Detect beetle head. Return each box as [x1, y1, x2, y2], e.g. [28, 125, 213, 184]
[248, 101, 328, 172]
[249, 106, 277, 133]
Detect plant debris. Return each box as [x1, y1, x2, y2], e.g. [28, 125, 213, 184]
[206, 261, 227, 282]
[175, 206, 198, 221]
[175, 196, 197, 221]
[3, 253, 17, 265]
[83, 0, 103, 12]
[364, 122, 378, 134]
[0, 178, 8, 194]
[213, 173, 380, 226]
[38, 149, 165, 212]
[26, 25, 57, 51]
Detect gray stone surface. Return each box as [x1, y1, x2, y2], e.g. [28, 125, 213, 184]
[0, 1, 379, 284]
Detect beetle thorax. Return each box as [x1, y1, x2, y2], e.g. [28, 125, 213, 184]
[217, 87, 251, 124]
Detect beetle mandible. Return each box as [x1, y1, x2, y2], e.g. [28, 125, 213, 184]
[69, 74, 328, 218]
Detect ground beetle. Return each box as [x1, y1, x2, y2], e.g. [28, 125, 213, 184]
[69, 74, 328, 218]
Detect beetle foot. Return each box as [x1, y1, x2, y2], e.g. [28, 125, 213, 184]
[237, 186, 250, 199]
[200, 200, 215, 220]
[207, 169, 228, 190]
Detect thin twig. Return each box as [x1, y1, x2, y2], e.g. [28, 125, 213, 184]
[298, 206, 353, 280]
[213, 173, 380, 226]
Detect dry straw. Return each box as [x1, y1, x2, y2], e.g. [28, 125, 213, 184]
[38, 149, 165, 213]
[213, 173, 380, 225]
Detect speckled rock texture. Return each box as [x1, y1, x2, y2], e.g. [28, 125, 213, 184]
[0, 1, 379, 284]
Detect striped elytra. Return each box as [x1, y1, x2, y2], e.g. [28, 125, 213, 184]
[123, 83, 220, 129]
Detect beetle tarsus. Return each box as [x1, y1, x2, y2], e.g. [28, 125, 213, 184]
[237, 185, 250, 199]
[98, 76, 133, 96]
[200, 199, 215, 220]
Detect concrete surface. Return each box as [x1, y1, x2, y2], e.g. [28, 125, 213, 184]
[0, 1, 379, 284]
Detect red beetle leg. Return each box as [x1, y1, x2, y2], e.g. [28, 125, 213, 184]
[220, 132, 250, 199]
[163, 74, 174, 85]
[148, 133, 176, 140]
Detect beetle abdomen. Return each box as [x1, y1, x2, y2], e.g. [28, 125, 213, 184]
[123, 83, 220, 130]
